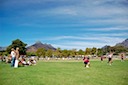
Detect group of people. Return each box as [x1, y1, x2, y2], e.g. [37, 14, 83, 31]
[104, 52, 125, 65]
[82, 53, 114, 68]
[18, 57, 37, 67]
[83, 52, 126, 68]
[10, 47, 37, 68]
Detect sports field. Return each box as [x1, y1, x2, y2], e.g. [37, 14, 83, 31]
[0, 60, 128, 85]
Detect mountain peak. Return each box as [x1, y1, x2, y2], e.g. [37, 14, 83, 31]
[35, 41, 42, 44]
[116, 38, 128, 47]
[124, 38, 128, 42]
[26, 41, 56, 52]
[0, 47, 6, 51]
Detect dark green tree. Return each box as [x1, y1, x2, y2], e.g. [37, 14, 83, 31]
[91, 47, 97, 55]
[113, 45, 127, 54]
[6, 39, 27, 55]
[97, 48, 103, 57]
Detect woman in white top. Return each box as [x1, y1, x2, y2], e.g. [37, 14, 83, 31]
[11, 48, 16, 67]
[14, 47, 20, 68]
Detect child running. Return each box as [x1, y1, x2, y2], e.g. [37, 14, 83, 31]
[83, 57, 90, 68]
[120, 53, 125, 62]
[108, 52, 113, 65]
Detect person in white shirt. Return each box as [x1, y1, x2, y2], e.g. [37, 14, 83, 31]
[108, 52, 113, 65]
[14, 47, 20, 68]
[11, 48, 16, 67]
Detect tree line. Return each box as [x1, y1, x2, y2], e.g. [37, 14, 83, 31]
[0, 39, 128, 58]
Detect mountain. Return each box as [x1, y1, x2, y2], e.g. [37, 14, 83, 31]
[101, 45, 110, 50]
[26, 41, 56, 52]
[102, 38, 128, 49]
[0, 47, 6, 51]
[116, 38, 128, 48]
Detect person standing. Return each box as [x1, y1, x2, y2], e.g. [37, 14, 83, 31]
[14, 47, 20, 68]
[101, 56, 104, 63]
[120, 53, 125, 62]
[108, 52, 113, 65]
[11, 48, 16, 67]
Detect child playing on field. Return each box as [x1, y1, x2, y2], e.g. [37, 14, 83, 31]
[120, 53, 125, 62]
[83, 57, 90, 68]
[108, 52, 113, 65]
[101, 56, 104, 62]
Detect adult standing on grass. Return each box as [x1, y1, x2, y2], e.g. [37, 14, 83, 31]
[108, 52, 113, 65]
[11, 48, 16, 67]
[14, 47, 20, 68]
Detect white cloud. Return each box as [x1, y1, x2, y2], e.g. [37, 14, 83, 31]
[26, 0, 127, 28]
[85, 18, 128, 26]
[52, 40, 115, 50]
[2, 0, 128, 50]
[83, 27, 128, 31]
[11, 0, 128, 28]
[51, 7, 78, 16]
[44, 34, 126, 50]
[94, 33, 128, 37]
[51, 0, 127, 16]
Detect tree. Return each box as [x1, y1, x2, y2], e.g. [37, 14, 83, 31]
[102, 45, 128, 55]
[91, 47, 97, 55]
[69, 49, 77, 57]
[62, 49, 70, 58]
[6, 39, 27, 55]
[97, 48, 103, 57]
[78, 49, 84, 57]
[36, 48, 46, 58]
[53, 47, 62, 58]
[113, 46, 127, 54]
[46, 49, 53, 58]
[26, 52, 36, 57]
[102, 45, 111, 54]
[85, 48, 91, 55]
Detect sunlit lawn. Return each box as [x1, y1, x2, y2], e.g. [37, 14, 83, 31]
[0, 60, 128, 85]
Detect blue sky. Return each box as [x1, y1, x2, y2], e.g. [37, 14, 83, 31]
[0, 0, 128, 50]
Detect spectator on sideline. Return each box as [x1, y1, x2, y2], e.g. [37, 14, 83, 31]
[14, 47, 20, 68]
[11, 48, 16, 67]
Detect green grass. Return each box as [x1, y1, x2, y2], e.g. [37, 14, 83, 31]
[0, 60, 128, 85]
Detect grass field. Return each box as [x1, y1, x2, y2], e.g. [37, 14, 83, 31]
[0, 60, 128, 85]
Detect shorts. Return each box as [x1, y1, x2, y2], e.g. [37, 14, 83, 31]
[109, 58, 112, 61]
[84, 62, 88, 64]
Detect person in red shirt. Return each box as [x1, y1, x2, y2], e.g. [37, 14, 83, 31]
[83, 57, 90, 68]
